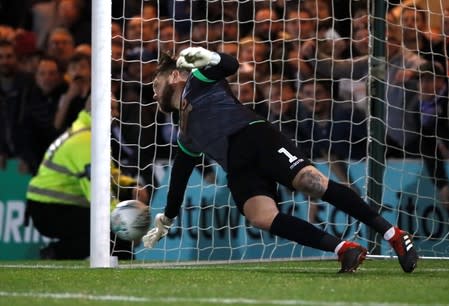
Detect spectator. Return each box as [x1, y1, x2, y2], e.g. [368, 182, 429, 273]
[111, 39, 124, 80]
[54, 52, 91, 132]
[125, 15, 157, 55]
[283, 8, 316, 88]
[154, 111, 178, 161]
[346, 6, 370, 58]
[238, 36, 270, 82]
[0, 24, 17, 42]
[337, 6, 370, 112]
[143, 1, 158, 21]
[46, 27, 75, 72]
[302, 0, 348, 59]
[297, 80, 366, 221]
[218, 42, 238, 58]
[443, 7, 449, 73]
[222, 7, 240, 42]
[74, 43, 91, 57]
[399, 5, 446, 72]
[124, 47, 157, 85]
[254, 75, 299, 141]
[158, 19, 179, 55]
[111, 21, 122, 43]
[283, 8, 316, 44]
[111, 94, 138, 181]
[119, 47, 159, 187]
[190, 21, 209, 49]
[414, 61, 449, 211]
[0, 25, 40, 74]
[283, 9, 316, 88]
[30, 0, 59, 49]
[384, 30, 426, 157]
[253, 4, 284, 73]
[112, 0, 147, 19]
[195, 2, 241, 48]
[17, 49, 43, 75]
[229, 73, 265, 109]
[54, 0, 91, 46]
[205, 20, 226, 51]
[298, 79, 367, 165]
[301, 24, 426, 156]
[13, 29, 38, 73]
[30, 0, 90, 48]
[25, 100, 149, 260]
[0, 39, 34, 169]
[253, 3, 283, 43]
[142, 1, 159, 49]
[17, 56, 68, 175]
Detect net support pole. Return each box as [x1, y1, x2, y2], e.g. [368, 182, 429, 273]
[367, 0, 387, 254]
[90, 0, 111, 268]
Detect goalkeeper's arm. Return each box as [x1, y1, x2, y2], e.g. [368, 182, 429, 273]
[198, 52, 239, 80]
[164, 148, 201, 219]
[143, 148, 201, 248]
[177, 47, 239, 80]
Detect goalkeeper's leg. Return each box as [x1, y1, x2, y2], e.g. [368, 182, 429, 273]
[294, 165, 418, 273]
[243, 195, 367, 273]
[293, 166, 392, 234]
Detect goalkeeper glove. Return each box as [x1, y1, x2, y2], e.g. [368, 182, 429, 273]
[142, 213, 173, 248]
[176, 47, 221, 69]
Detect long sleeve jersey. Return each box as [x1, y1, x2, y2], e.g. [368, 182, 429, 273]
[164, 53, 264, 219]
[177, 53, 263, 170]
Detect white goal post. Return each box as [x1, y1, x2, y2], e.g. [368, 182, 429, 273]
[90, 0, 111, 268]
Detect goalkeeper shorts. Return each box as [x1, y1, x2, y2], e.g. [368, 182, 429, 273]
[227, 121, 311, 214]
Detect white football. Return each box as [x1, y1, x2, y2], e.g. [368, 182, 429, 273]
[111, 200, 151, 242]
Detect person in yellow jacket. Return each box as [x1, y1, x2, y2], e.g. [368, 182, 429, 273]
[25, 103, 149, 259]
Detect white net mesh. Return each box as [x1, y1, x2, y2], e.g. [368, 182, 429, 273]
[108, 0, 449, 262]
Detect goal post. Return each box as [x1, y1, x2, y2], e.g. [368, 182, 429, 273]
[90, 0, 111, 268]
[367, 0, 387, 254]
[101, 0, 449, 264]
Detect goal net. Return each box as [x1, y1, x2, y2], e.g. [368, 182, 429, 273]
[107, 0, 449, 263]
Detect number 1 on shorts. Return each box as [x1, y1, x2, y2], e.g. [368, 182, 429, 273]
[277, 147, 298, 163]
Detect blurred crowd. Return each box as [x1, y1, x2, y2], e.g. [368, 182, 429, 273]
[1, 0, 449, 205]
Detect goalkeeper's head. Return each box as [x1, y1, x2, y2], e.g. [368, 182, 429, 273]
[152, 52, 189, 113]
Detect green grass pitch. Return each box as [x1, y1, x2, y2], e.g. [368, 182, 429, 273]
[1, 259, 448, 306]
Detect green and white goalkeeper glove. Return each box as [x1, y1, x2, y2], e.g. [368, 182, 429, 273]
[142, 213, 173, 248]
[176, 47, 221, 69]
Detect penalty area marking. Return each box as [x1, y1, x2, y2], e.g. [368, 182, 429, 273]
[0, 291, 443, 306]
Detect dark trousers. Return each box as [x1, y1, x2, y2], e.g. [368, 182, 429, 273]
[27, 199, 90, 259]
[26, 200, 134, 260]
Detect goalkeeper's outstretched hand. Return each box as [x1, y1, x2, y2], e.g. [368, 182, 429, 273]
[176, 47, 221, 69]
[142, 213, 173, 249]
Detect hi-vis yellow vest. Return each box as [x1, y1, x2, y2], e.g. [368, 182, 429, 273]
[26, 111, 91, 207]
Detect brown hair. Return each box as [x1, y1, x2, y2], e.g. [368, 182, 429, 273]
[154, 52, 190, 78]
[154, 52, 177, 77]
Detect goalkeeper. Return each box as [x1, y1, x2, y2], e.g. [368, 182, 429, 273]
[144, 47, 418, 273]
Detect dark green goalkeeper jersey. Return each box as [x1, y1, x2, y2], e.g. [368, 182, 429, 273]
[177, 53, 264, 171]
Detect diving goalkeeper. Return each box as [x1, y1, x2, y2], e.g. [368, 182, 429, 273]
[143, 47, 418, 273]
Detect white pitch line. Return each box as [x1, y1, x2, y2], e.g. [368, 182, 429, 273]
[0, 291, 446, 306]
[0, 264, 86, 269]
[1, 264, 449, 273]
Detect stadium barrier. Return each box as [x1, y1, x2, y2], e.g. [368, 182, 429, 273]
[1, 159, 448, 260]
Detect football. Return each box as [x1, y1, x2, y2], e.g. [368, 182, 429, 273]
[111, 200, 151, 243]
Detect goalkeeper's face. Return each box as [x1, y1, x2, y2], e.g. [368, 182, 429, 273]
[153, 72, 178, 113]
